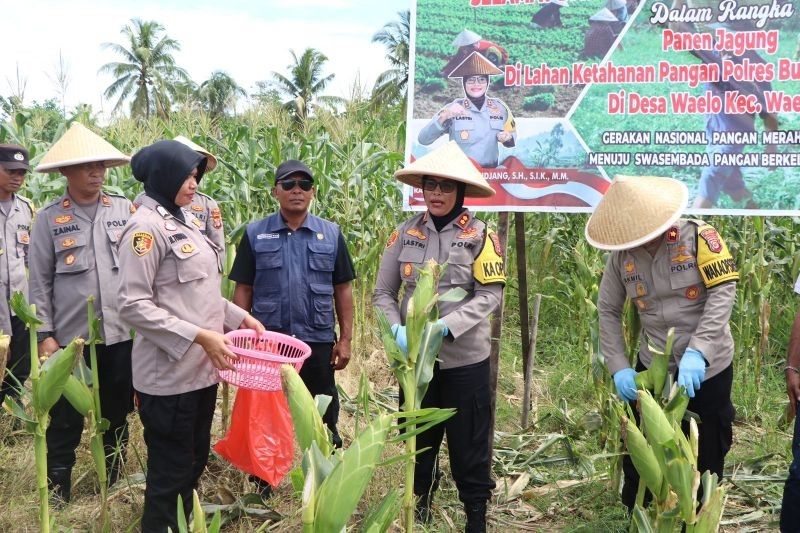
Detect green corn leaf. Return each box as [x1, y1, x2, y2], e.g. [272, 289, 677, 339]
[36, 338, 83, 413]
[314, 394, 332, 420]
[632, 505, 655, 533]
[664, 386, 690, 426]
[671, 420, 697, 468]
[375, 311, 407, 368]
[301, 448, 318, 533]
[313, 414, 392, 532]
[282, 364, 331, 457]
[176, 493, 189, 533]
[8, 291, 42, 327]
[438, 287, 467, 303]
[86, 296, 103, 345]
[414, 321, 445, 406]
[89, 437, 107, 491]
[62, 375, 93, 416]
[360, 488, 401, 533]
[3, 396, 36, 429]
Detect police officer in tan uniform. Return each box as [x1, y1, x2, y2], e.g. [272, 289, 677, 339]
[373, 141, 505, 532]
[0, 144, 34, 404]
[28, 123, 135, 501]
[118, 140, 262, 532]
[587, 176, 738, 511]
[418, 52, 516, 169]
[134, 136, 226, 263]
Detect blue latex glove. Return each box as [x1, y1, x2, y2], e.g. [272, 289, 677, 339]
[613, 368, 638, 402]
[437, 319, 449, 337]
[390, 324, 408, 354]
[678, 348, 706, 398]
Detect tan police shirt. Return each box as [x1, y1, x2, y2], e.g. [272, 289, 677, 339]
[598, 219, 737, 381]
[373, 210, 505, 369]
[135, 191, 225, 265]
[118, 195, 247, 395]
[28, 192, 134, 346]
[0, 194, 34, 334]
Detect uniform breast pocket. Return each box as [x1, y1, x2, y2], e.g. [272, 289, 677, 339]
[669, 268, 702, 290]
[171, 243, 208, 283]
[16, 230, 30, 266]
[308, 241, 335, 272]
[398, 247, 425, 282]
[106, 229, 121, 269]
[489, 118, 505, 131]
[624, 281, 653, 314]
[254, 238, 282, 270]
[252, 296, 281, 327]
[310, 283, 334, 328]
[447, 248, 473, 286]
[453, 120, 475, 144]
[54, 233, 89, 274]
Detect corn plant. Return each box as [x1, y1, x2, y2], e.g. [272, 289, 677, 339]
[60, 297, 111, 531]
[375, 259, 461, 532]
[175, 490, 222, 533]
[619, 329, 725, 532]
[6, 292, 83, 533]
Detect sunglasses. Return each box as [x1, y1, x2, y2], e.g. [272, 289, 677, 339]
[278, 178, 313, 192]
[421, 178, 457, 193]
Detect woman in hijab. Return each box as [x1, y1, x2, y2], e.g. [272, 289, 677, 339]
[418, 52, 516, 169]
[373, 142, 506, 532]
[118, 140, 263, 532]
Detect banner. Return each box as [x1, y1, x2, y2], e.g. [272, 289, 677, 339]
[406, 0, 800, 214]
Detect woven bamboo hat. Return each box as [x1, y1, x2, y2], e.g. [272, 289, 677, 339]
[585, 175, 688, 250]
[395, 141, 494, 198]
[35, 123, 130, 173]
[174, 135, 217, 172]
[448, 51, 502, 79]
[452, 29, 482, 47]
[590, 7, 619, 21]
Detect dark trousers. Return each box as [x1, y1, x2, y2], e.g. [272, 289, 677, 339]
[46, 340, 134, 490]
[621, 363, 735, 510]
[138, 384, 218, 533]
[0, 315, 31, 404]
[781, 402, 800, 532]
[409, 358, 495, 505]
[300, 342, 341, 446]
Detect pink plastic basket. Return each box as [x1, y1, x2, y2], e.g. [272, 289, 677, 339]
[218, 329, 312, 391]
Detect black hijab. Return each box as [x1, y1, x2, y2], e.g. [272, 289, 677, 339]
[430, 181, 467, 232]
[131, 140, 206, 222]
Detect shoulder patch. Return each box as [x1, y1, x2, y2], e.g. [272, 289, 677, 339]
[696, 224, 738, 288]
[386, 230, 399, 249]
[473, 230, 506, 285]
[132, 231, 155, 257]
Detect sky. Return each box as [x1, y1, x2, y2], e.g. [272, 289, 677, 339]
[1, 0, 411, 119]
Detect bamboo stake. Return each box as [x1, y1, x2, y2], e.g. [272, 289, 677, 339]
[521, 293, 542, 428]
[489, 212, 510, 449]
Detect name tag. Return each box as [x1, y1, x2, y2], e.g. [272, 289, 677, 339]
[257, 233, 279, 240]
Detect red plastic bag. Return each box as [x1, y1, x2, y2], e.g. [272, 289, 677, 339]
[214, 388, 295, 486]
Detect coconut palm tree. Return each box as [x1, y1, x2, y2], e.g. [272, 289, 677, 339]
[371, 10, 410, 111]
[270, 48, 341, 120]
[99, 19, 190, 119]
[199, 71, 246, 118]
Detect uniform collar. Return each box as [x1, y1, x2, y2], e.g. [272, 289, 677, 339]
[266, 211, 321, 232]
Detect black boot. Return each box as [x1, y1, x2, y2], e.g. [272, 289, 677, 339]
[48, 467, 72, 507]
[415, 492, 434, 524]
[249, 475, 273, 501]
[464, 501, 487, 533]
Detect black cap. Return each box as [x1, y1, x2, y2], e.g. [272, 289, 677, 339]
[0, 144, 29, 171]
[275, 159, 313, 183]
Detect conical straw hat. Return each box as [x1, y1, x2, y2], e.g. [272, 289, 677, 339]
[174, 135, 217, 172]
[452, 29, 482, 47]
[35, 123, 130, 173]
[585, 175, 687, 250]
[590, 7, 619, 21]
[395, 141, 494, 198]
[448, 51, 502, 79]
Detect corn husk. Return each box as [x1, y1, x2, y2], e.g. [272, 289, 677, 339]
[623, 416, 663, 496]
[638, 390, 675, 445]
[282, 364, 332, 457]
[36, 338, 83, 413]
[62, 375, 94, 416]
[360, 488, 401, 533]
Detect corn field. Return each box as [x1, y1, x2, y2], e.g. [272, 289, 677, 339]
[0, 101, 796, 530]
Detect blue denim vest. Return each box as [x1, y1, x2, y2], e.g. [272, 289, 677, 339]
[246, 213, 339, 343]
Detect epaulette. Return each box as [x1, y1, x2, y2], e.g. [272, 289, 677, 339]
[17, 195, 35, 215]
